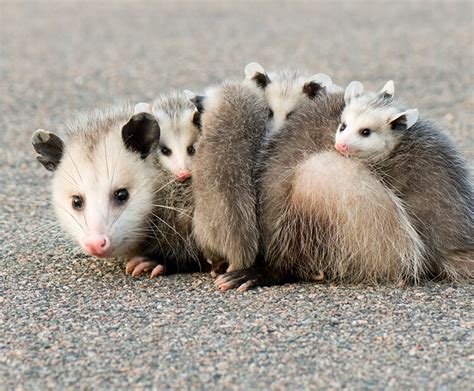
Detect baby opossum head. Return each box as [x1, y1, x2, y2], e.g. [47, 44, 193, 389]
[244, 62, 339, 132]
[32, 108, 160, 258]
[134, 92, 200, 182]
[335, 80, 419, 160]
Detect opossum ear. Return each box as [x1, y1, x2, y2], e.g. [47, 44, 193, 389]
[134, 102, 153, 114]
[31, 129, 64, 171]
[122, 112, 161, 159]
[344, 81, 364, 104]
[389, 109, 419, 131]
[303, 74, 332, 99]
[379, 80, 395, 99]
[244, 62, 270, 89]
[192, 109, 202, 130]
[184, 90, 205, 113]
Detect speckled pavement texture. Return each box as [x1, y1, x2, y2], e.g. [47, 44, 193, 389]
[1, 1, 473, 389]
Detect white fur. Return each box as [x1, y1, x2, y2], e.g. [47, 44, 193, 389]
[52, 123, 156, 258]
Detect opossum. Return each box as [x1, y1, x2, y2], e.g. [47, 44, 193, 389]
[244, 62, 341, 134]
[187, 81, 268, 275]
[31, 103, 204, 277]
[134, 90, 201, 182]
[335, 80, 474, 280]
[216, 82, 473, 291]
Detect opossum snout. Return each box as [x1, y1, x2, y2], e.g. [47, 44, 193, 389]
[335, 142, 349, 154]
[84, 235, 111, 258]
[176, 169, 191, 182]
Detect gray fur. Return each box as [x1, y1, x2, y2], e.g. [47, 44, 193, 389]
[192, 81, 268, 271]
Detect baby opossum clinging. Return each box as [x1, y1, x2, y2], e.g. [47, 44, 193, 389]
[187, 81, 268, 275]
[244, 61, 342, 134]
[217, 81, 473, 291]
[32, 104, 204, 276]
[134, 91, 201, 181]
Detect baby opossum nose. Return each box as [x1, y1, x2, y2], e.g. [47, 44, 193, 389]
[84, 236, 111, 258]
[176, 170, 191, 182]
[335, 143, 349, 154]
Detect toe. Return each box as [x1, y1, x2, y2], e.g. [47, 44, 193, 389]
[150, 264, 166, 278]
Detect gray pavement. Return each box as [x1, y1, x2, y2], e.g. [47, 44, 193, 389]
[1, 1, 473, 389]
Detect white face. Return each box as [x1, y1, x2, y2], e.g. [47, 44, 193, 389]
[52, 127, 156, 258]
[264, 76, 307, 133]
[155, 109, 199, 182]
[335, 102, 399, 159]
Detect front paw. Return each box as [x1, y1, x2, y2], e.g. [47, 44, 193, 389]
[125, 256, 166, 278]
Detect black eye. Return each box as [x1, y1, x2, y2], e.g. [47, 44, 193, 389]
[360, 128, 371, 137]
[286, 111, 295, 119]
[114, 188, 129, 204]
[187, 145, 196, 156]
[268, 109, 274, 119]
[161, 146, 171, 156]
[339, 123, 346, 132]
[72, 195, 84, 210]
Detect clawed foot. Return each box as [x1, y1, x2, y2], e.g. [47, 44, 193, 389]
[215, 269, 266, 292]
[125, 256, 166, 278]
[210, 259, 229, 278]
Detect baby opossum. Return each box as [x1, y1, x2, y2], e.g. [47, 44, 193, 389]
[216, 82, 473, 291]
[335, 80, 474, 280]
[244, 62, 341, 134]
[187, 81, 268, 274]
[31, 104, 203, 277]
[134, 91, 201, 182]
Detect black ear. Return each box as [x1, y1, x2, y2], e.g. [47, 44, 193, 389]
[31, 130, 64, 171]
[190, 95, 206, 113]
[390, 114, 408, 131]
[192, 110, 202, 130]
[122, 112, 160, 159]
[302, 81, 325, 100]
[252, 72, 271, 89]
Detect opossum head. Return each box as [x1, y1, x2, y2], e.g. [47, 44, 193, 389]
[336, 80, 419, 160]
[244, 62, 338, 133]
[32, 111, 160, 258]
[134, 97, 199, 182]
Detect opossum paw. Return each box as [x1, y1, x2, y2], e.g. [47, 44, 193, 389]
[210, 259, 229, 278]
[310, 271, 325, 282]
[125, 256, 166, 278]
[215, 269, 261, 292]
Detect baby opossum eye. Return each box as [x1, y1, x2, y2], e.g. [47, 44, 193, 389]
[71, 195, 84, 210]
[114, 188, 129, 204]
[360, 128, 372, 137]
[286, 111, 295, 119]
[187, 145, 196, 156]
[339, 123, 347, 132]
[268, 109, 274, 119]
[161, 146, 171, 156]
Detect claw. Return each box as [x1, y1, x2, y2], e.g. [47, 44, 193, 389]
[150, 264, 166, 278]
[126, 256, 146, 274]
[131, 261, 157, 277]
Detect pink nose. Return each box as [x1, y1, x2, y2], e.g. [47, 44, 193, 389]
[176, 170, 191, 182]
[335, 143, 349, 153]
[84, 236, 110, 258]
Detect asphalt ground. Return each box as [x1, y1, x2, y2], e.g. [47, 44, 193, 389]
[1, 1, 473, 389]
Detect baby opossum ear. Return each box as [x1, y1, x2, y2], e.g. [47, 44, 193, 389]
[122, 112, 161, 159]
[303, 73, 332, 99]
[389, 109, 419, 131]
[344, 81, 364, 104]
[184, 90, 205, 113]
[192, 109, 202, 130]
[31, 129, 64, 171]
[244, 62, 270, 89]
[134, 102, 153, 114]
[379, 80, 395, 99]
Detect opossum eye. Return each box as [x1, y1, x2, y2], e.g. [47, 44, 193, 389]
[114, 188, 129, 204]
[72, 195, 84, 210]
[187, 145, 196, 156]
[286, 111, 295, 119]
[161, 146, 171, 156]
[268, 109, 274, 119]
[339, 123, 346, 132]
[360, 128, 372, 137]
